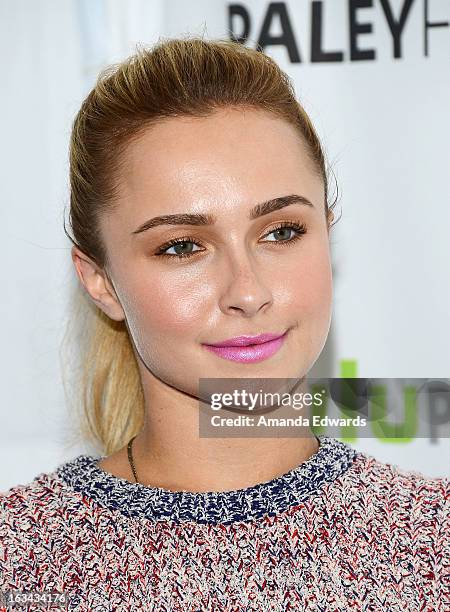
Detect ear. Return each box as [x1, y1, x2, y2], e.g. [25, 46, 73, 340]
[71, 246, 125, 322]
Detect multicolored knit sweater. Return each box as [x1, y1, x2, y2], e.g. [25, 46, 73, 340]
[0, 436, 448, 611]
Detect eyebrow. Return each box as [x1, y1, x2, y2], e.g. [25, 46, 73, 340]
[131, 194, 314, 235]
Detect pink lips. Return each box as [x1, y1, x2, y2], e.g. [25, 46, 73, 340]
[202, 331, 289, 363]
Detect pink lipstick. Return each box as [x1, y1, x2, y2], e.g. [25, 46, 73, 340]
[202, 330, 289, 363]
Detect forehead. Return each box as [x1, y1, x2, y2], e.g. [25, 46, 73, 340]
[113, 107, 323, 223]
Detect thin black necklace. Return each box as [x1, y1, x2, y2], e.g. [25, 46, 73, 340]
[127, 435, 139, 484]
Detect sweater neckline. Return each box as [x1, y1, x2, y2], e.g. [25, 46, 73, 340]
[56, 435, 358, 525]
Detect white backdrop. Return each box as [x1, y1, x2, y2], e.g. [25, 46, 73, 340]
[1, 0, 449, 489]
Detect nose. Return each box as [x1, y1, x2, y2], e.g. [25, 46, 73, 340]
[218, 256, 273, 318]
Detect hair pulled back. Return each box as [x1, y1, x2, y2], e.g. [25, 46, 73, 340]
[62, 36, 337, 455]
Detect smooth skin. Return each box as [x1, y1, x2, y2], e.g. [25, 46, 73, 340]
[72, 106, 334, 492]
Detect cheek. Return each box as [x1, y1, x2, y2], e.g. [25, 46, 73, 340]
[279, 245, 332, 317]
[118, 239, 332, 341]
[284, 245, 333, 364]
[121, 269, 211, 337]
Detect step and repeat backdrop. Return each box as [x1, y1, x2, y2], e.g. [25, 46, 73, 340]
[1, 0, 449, 488]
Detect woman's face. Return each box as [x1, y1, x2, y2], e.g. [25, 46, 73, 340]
[96, 107, 333, 395]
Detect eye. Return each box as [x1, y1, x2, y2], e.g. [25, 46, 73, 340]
[154, 221, 307, 261]
[155, 236, 204, 259]
[261, 221, 307, 244]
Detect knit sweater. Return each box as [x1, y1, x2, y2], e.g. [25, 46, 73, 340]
[0, 436, 448, 612]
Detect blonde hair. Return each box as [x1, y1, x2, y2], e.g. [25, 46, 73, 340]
[62, 36, 338, 456]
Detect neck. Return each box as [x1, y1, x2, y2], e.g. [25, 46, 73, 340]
[114, 376, 320, 493]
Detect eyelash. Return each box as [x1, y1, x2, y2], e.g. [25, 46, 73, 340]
[154, 221, 307, 260]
